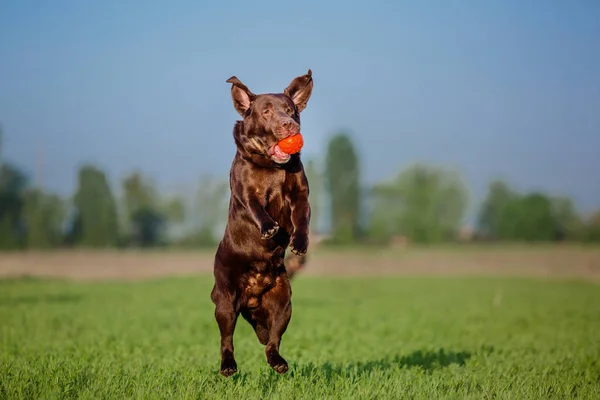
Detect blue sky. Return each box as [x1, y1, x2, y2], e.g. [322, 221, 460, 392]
[1, 0, 599, 223]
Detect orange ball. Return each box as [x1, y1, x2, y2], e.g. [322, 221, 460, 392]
[277, 133, 304, 154]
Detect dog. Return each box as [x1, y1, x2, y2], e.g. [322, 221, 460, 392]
[210, 69, 314, 377]
[284, 252, 307, 280]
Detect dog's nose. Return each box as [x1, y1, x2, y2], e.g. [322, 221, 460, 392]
[282, 121, 296, 132]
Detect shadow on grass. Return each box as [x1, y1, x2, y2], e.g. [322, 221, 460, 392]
[215, 347, 491, 395]
[0, 294, 83, 306]
[287, 348, 479, 380]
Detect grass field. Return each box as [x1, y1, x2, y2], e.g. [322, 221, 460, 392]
[1, 269, 599, 399]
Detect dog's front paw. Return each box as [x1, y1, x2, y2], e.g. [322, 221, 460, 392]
[290, 232, 308, 255]
[261, 221, 279, 240]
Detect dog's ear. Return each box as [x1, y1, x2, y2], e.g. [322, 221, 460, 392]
[226, 76, 257, 116]
[284, 69, 313, 113]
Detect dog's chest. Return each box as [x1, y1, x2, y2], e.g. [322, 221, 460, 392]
[265, 171, 293, 220]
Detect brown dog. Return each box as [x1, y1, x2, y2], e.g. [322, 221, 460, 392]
[210, 70, 314, 377]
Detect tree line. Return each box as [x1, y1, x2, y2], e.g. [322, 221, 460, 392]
[323, 133, 600, 245]
[1, 129, 599, 251]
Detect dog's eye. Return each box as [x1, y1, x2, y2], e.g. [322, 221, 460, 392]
[263, 108, 272, 115]
[286, 107, 294, 115]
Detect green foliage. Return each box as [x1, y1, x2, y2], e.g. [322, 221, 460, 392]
[22, 188, 66, 248]
[130, 208, 165, 247]
[497, 193, 559, 241]
[551, 196, 585, 240]
[121, 171, 167, 247]
[175, 226, 220, 249]
[582, 210, 600, 242]
[368, 164, 469, 243]
[0, 160, 67, 250]
[0, 163, 28, 249]
[477, 181, 588, 242]
[0, 122, 598, 250]
[163, 196, 186, 223]
[188, 175, 229, 246]
[304, 158, 322, 235]
[1, 276, 599, 398]
[72, 165, 119, 247]
[477, 180, 517, 239]
[122, 171, 157, 220]
[324, 132, 361, 244]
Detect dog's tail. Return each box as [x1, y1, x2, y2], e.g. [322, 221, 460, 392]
[284, 252, 307, 280]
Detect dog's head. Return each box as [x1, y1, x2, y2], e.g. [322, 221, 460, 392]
[227, 70, 313, 165]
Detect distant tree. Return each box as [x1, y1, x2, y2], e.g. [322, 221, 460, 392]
[159, 194, 187, 244]
[368, 163, 469, 243]
[324, 132, 361, 244]
[582, 210, 600, 242]
[304, 158, 322, 235]
[130, 207, 165, 247]
[0, 122, 3, 166]
[122, 172, 157, 219]
[478, 181, 580, 242]
[163, 196, 185, 224]
[190, 174, 229, 247]
[498, 193, 559, 241]
[0, 163, 28, 249]
[550, 196, 584, 241]
[72, 165, 119, 247]
[23, 188, 66, 248]
[121, 171, 166, 247]
[477, 180, 517, 239]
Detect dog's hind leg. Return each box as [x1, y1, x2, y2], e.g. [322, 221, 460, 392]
[241, 309, 269, 345]
[259, 273, 293, 374]
[210, 272, 240, 377]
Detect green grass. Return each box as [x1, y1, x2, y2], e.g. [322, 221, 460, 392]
[1, 275, 599, 399]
